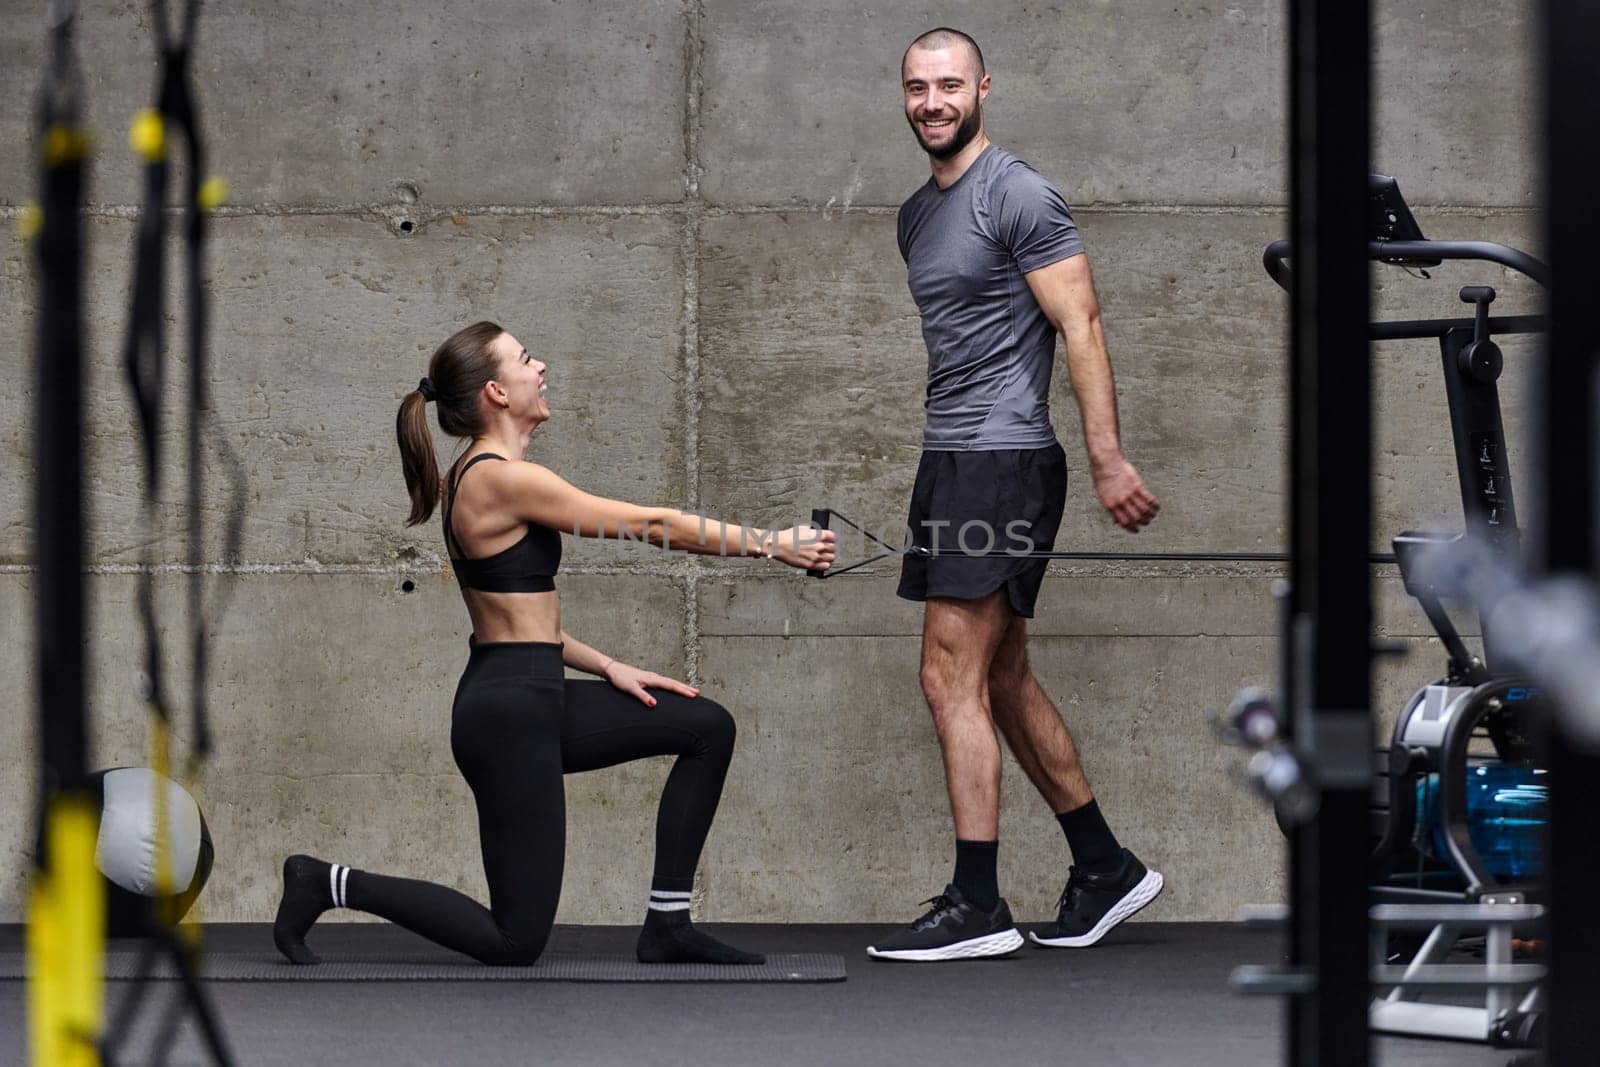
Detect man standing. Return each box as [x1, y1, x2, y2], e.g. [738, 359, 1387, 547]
[867, 28, 1164, 962]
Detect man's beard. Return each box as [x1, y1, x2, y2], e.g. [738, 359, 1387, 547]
[909, 104, 982, 160]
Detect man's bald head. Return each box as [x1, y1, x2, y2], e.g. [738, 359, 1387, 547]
[903, 27, 985, 81]
[901, 27, 990, 163]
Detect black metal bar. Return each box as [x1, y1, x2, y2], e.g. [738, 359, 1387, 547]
[1435, 325, 1521, 672]
[1264, 239, 1551, 292]
[1539, 19, 1600, 573]
[1371, 885, 1477, 905]
[1437, 329, 1520, 551]
[1370, 315, 1545, 341]
[35, 0, 91, 805]
[1286, 0, 1373, 1063]
[1413, 594, 1481, 682]
[1540, 2, 1600, 1059]
[1369, 241, 1551, 286]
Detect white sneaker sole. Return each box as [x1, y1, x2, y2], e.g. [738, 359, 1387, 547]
[1029, 869, 1165, 949]
[866, 926, 1025, 962]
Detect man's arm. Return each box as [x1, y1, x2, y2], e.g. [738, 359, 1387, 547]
[1024, 254, 1159, 532]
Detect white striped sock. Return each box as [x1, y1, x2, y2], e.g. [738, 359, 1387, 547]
[329, 864, 351, 908]
[649, 889, 692, 913]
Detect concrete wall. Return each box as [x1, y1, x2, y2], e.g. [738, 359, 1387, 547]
[0, 1, 1539, 924]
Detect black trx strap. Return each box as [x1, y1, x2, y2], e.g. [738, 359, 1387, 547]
[123, 0, 245, 766]
[806, 508, 1396, 578]
[105, 0, 239, 1062]
[29, 2, 104, 1063]
[805, 509, 910, 578]
[121, 4, 177, 738]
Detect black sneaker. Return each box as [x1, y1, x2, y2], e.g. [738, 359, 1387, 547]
[866, 884, 1024, 961]
[1029, 849, 1164, 949]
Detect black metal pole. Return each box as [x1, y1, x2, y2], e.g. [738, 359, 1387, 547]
[1539, 3, 1600, 1060]
[1286, 0, 1373, 1063]
[36, 4, 90, 811]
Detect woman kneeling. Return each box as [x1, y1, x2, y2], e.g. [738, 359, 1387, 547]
[273, 322, 833, 965]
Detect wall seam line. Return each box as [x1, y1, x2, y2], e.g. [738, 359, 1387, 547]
[682, 0, 707, 697]
[0, 202, 1541, 219]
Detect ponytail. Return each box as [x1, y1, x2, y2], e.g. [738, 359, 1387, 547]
[397, 389, 440, 525]
[397, 320, 504, 527]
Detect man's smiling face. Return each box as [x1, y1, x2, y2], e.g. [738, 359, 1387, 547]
[902, 43, 989, 160]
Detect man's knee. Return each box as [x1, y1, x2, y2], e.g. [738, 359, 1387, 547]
[918, 656, 957, 706]
[920, 659, 990, 733]
[921, 597, 1008, 725]
[986, 635, 1030, 708]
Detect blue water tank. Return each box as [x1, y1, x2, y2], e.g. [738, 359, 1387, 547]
[1415, 764, 1547, 880]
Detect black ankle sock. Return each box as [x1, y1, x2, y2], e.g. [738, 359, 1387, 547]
[953, 839, 1000, 912]
[273, 854, 335, 965]
[1056, 799, 1123, 874]
[637, 909, 765, 965]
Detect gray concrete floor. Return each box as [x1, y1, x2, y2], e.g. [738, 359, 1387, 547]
[0, 923, 1527, 1066]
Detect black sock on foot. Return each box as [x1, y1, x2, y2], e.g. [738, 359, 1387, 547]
[953, 839, 1000, 912]
[1056, 799, 1122, 874]
[273, 855, 335, 965]
[637, 908, 765, 965]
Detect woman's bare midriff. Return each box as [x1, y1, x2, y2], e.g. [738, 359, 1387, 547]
[461, 589, 562, 644]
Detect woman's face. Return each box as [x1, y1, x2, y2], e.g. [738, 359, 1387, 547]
[489, 331, 549, 426]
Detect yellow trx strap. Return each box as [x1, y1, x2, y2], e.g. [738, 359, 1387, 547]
[28, 794, 105, 1067]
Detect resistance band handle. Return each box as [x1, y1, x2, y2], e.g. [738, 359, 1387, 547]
[807, 509, 831, 579]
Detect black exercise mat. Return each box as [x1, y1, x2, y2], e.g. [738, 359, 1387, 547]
[0, 950, 845, 983]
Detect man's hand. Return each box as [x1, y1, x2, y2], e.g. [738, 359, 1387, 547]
[1092, 455, 1159, 532]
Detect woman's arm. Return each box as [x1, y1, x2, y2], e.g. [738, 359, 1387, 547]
[559, 630, 617, 678]
[561, 629, 701, 707]
[491, 461, 835, 568]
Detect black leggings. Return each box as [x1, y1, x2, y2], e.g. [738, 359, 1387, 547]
[343, 641, 735, 964]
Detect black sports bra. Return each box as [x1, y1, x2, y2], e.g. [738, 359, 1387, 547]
[443, 453, 561, 593]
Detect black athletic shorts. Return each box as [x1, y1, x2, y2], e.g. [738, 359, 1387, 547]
[896, 442, 1068, 618]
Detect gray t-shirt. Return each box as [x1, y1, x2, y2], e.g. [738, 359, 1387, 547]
[897, 145, 1084, 451]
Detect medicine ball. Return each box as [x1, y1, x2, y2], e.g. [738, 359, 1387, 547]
[87, 767, 216, 936]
